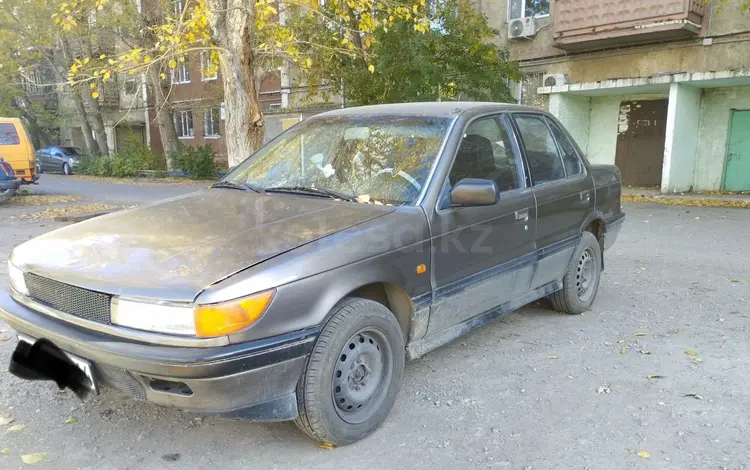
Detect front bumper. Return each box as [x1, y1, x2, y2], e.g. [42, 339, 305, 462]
[0, 291, 316, 421]
[0, 178, 22, 191]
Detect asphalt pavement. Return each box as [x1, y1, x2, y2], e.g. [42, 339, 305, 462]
[29, 174, 210, 205]
[0, 198, 749, 469]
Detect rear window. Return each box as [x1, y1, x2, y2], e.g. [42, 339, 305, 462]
[0, 123, 20, 145]
[60, 147, 80, 156]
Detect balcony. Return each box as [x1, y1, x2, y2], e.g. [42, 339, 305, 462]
[553, 0, 705, 51]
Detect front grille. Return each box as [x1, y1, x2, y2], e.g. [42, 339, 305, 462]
[24, 273, 111, 325]
[95, 364, 146, 400]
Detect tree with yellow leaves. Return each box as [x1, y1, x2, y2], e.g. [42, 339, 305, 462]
[54, 0, 430, 167]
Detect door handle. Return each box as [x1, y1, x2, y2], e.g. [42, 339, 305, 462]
[515, 210, 529, 222]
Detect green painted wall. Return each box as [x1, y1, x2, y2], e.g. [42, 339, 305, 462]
[694, 86, 750, 190]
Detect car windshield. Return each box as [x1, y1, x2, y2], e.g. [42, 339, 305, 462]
[60, 147, 80, 156]
[224, 114, 454, 205]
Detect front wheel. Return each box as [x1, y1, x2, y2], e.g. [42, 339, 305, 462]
[548, 231, 602, 315]
[62, 162, 72, 175]
[294, 297, 405, 446]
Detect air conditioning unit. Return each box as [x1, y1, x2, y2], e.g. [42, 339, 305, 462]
[542, 73, 568, 88]
[508, 17, 536, 39]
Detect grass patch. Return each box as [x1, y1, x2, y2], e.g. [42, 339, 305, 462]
[622, 194, 750, 209]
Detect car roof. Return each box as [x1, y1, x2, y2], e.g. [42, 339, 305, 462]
[317, 102, 543, 119]
[0, 117, 22, 124]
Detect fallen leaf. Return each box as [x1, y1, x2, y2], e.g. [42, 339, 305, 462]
[318, 442, 334, 450]
[626, 448, 636, 454]
[21, 453, 46, 464]
[620, 347, 628, 354]
[728, 279, 741, 283]
[0, 334, 9, 341]
[684, 349, 697, 356]
[597, 385, 611, 394]
[355, 194, 371, 204]
[647, 375, 666, 380]
[373, 200, 383, 206]
[639, 349, 651, 355]
[635, 332, 648, 337]
[0, 416, 13, 426]
[7, 424, 25, 431]
[545, 355, 558, 359]
[637, 450, 651, 459]
[691, 358, 703, 364]
[684, 393, 704, 400]
[587, 306, 593, 311]
[616, 339, 625, 344]
[64, 416, 78, 424]
[0, 447, 10, 454]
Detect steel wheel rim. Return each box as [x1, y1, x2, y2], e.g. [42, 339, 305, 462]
[331, 327, 393, 424]
[576, 248, 596, 301]
[63, 164, 70, 175]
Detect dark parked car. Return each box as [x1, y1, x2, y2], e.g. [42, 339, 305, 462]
[0, 157, 22, 202]
[1, 103, 624, 445]
[35, 146, 82, 175]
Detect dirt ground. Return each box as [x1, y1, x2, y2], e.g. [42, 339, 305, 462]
[0, 200, 749, 469]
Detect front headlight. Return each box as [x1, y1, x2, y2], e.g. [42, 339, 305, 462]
[8, 261, 29, 296]
[110, 289, 275, 337]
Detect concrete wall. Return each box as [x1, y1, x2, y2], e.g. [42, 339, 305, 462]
[548, 94, 590, 152]
[585, 94, 668, 165]
[694, 85, 750, 190]
[662, 84, 702, 193]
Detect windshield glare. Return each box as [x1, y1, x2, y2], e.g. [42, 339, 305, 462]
[226, 114, 453, 205]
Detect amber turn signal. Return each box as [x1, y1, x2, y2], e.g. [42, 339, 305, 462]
[193, 289, 275, 337]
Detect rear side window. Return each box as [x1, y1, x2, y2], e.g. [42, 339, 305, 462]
[546, 118, 582, 177]
[0, 123, 20, 145]
[513, 114, 565, 185]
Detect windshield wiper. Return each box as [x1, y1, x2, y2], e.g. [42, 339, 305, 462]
[210, 180, 264, 193]
[265, 186, 355, 201]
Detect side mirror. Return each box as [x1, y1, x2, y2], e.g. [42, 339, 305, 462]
[450, 178, 498, 207]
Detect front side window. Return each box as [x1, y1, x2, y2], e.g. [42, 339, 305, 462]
[513, 114, 565, 185]
[546, 118, 582, 177]
[204, 108, 220, 137]
[0, 123, 20, 145]
[174, 110, 194, 138]
[509, 0, 550, 19]
[225, 115, 454, 206]
[448, 115, 523, 193]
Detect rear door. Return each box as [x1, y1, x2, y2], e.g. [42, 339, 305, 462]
[428, 113, 537, 336]
[512, 113, 594, 290]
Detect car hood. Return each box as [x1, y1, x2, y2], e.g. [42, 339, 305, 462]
[11, 189, 395, 301]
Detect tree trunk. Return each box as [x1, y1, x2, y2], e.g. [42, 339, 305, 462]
[80, 87, 110, 156]
[146, 66, 180, 169]
[206, 0, 264, 168]
[58, 38, 99, 154]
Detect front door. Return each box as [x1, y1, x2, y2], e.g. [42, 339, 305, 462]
[723, 110, 750, 191]
[614, 100, 668, 187]
[428, 114, 536, 336]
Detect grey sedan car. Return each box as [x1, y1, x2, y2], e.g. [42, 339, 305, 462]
[2, 102, 624, 445]
[35, 146, 81, 175]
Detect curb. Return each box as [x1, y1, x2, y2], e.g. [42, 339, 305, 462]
[53, 210, 115, 223]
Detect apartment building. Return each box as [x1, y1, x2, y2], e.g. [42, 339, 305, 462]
[481, 0, 750, 192]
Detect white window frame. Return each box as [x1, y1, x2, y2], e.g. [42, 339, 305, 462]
[507, 0, 550, 21]
[200, 51, 218, 81]
[203, 107, 221, 138]
[171, 59, 190, 84]
[174, 110, 194, 139]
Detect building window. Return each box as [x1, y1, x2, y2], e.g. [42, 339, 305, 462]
[124, 78, 138, 95]
[508, 0, 549, 20]
[200, 51, 218, 81]
[171, 58, 190, 84]
[173, 0, 184, 16]
[204, 107, 220, 138]
[174, 110, 194, 139]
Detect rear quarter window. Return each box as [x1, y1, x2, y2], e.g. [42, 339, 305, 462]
[0, 123, 20, 145]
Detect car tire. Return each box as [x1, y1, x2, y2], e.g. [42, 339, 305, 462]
[294, 297, 405, 446]
[548, 231, 602, 315]
[62, 163, 72, 175]
[36, 162, 42, 174]
[0, 188, 15, 203]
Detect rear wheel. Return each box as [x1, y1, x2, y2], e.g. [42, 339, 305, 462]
[548, 231, 602, 315]
[36, 162, 42, 174]
[0, 188, 15, 203]
[62, 162, 72, 175]
[294, 297, 405, 446]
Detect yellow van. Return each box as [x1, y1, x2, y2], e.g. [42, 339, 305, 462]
[0, 117, 38, 184]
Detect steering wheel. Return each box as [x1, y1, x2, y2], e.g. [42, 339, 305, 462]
[374, 168, 422, 193]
